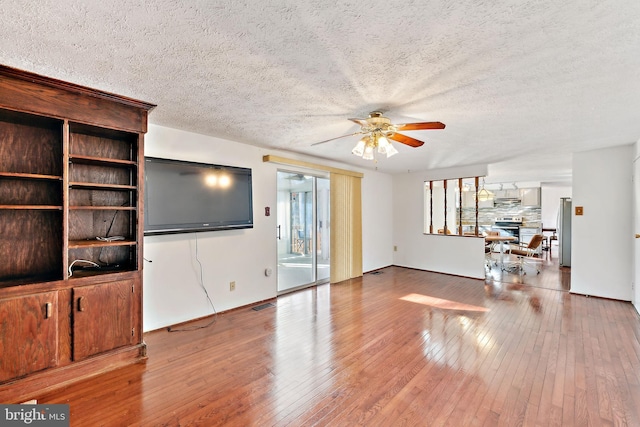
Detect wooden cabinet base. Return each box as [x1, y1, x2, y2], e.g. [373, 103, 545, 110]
[0, 343, 147, 404]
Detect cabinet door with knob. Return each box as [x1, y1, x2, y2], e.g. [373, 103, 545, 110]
[73, 279, 135, 361]
[0, 291, 58, 382]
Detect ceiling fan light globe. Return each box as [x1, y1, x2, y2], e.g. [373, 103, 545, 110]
[363, 144, 375, 160]
[386, 143, 399, 158]
[351, 139, 366, 156]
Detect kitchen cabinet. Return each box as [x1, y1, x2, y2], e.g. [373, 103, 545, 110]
[494, 189, 520, 199]
[478, 198, 494, 209]
[462, 191, 476, 208]
[493, 187, 541, 207]
[520, 188, 541, 207]
[464, 194, 497, 210]
[0, 65, 154, 403]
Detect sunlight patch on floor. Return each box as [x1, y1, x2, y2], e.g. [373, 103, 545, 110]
[400, 293, 490, 312]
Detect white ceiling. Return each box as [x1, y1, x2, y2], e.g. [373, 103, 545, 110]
[2, 0, 639, 183]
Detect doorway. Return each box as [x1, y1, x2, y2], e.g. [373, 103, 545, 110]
[277, 171, 330, 293]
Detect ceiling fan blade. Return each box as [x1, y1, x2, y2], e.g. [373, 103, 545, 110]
[388, 132, 425, 147]
[348, 118, 369, 127]
[311, 131, 363, 146]
[396, 122, 446, 131]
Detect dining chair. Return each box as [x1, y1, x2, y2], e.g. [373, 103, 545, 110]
[506, 234, 544, 274]
[484, 231, 500, 269]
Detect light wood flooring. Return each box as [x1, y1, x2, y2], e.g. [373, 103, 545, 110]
[36, 261, 640, 426]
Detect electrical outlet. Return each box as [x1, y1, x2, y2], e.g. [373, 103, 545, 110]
[230, 281, 236, 291]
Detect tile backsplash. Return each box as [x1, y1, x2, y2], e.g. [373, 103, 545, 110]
[460, 206, 542, 232]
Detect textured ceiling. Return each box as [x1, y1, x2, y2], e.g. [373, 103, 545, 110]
[1, 0, 639, 182]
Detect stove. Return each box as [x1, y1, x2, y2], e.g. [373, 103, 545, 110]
[495, 216, 522, 224]
[493, 216, 522, 242]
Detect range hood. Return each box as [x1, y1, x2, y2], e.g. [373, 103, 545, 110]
[494, 197, 521, 207]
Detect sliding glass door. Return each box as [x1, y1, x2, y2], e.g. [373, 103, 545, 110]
[277, 171, 330, 293]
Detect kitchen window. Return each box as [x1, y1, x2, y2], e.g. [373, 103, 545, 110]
[424, 177, 483, 236]
[425, 178, 542, 238]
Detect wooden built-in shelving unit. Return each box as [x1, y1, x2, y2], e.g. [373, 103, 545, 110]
[0, 64, 155, 403]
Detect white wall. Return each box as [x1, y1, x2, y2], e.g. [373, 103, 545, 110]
[571, 144, 634, 301]
[541, 184, 572, 229]
[392, 167, 488, 279]
[143, 124, 393, 331]
[362, 171, 394, 272]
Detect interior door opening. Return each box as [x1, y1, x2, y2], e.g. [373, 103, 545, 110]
[277, 171, 330, 293]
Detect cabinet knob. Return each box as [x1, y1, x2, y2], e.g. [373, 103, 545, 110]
[45, 302, 53, 319]
[77, 296, 86, 312]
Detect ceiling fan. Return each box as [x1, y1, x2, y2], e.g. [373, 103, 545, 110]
[312, 111, 445, 160]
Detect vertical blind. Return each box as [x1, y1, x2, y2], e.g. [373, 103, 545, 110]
[330, 172, 363, 283]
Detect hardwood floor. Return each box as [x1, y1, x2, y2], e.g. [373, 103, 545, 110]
[485, 244, 571, 292]
[35, 265, 640, 426]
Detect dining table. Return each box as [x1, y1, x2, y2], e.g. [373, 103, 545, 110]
[485, 235, 517, 270]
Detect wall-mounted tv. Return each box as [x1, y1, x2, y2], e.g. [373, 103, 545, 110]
[144, 157, 253, 235]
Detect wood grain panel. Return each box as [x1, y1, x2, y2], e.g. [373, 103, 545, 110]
[69, 127, 137, 161]
[56, 288, 72, 366]
[73, 280, 134, 361]
[0, 66, 154, 133]
[68, 209, 132, 241]
[263, 154, 364, 178]
[67, 246, 134, 272]
[0, 210, 62, 283]
[69, 164, 132, 187]
[68, 189, 132, 208]
[0, 291, 58, 382]
[0, 109, 62, 176]
[0, 178, 62, 206]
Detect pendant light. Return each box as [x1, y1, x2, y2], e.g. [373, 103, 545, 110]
[477, 178, 494, 202]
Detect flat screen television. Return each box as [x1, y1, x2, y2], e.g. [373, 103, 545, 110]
[144, 157, 254, 235]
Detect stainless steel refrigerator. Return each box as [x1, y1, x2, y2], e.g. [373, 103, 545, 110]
[558, 197, 572, 267]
